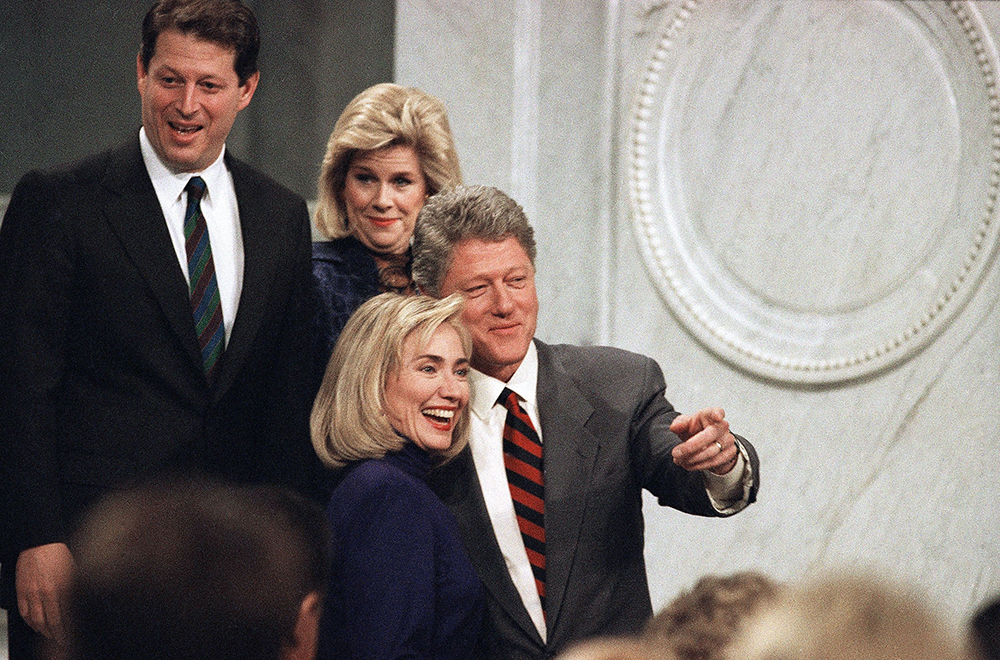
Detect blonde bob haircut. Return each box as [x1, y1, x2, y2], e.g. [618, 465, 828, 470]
[311, 292, 472, 468]
[314, 83, 462, 239]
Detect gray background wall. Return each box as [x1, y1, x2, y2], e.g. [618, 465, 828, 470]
[0, 0, 394, 200]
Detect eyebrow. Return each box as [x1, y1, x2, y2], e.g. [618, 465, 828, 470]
[350, 164, 419, 176]
[415, 355, 470, 365]
[155, 67, 225, 83]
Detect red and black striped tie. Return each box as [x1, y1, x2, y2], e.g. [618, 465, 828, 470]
[184, 176, 225, 381]
[500, 387, 546, 615]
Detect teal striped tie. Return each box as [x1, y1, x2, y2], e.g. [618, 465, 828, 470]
[184, 176, 224, 380]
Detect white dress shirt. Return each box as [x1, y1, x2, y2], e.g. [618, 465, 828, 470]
[139, 127, 244, 346]
[467, 342, 548, 640]
[466, 341, 753, 641]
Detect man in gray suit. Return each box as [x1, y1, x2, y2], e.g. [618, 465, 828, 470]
[412, 186, 759, 660]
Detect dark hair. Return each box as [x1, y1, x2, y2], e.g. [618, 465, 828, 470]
[70, 476, 331, 660]
[140, 0, 260, 85]
[971, 595, 1000, 660]
[411, 185, 537, 296]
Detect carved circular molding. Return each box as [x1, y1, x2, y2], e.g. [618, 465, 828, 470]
[628, 0, 1000, 384]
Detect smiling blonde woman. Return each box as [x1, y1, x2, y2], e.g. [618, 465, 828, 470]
[310, 83, 462, 395]
[310, 292, 483, 660]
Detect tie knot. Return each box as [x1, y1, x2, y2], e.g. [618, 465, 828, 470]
[498, 387, 518, 409]
[186, 176, 207, 203]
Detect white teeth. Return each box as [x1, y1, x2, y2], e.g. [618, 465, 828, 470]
[422, 408, 454, 419]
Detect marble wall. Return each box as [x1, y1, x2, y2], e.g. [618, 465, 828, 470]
[396, 0, 1000, 623]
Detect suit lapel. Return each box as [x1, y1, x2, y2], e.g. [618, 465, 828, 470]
[207, 155, 281, 400]
[100, 143, 286, 397]
[99, 141, 203, 369]
[433, 448, 545, 648]
[534, 340, 600, 641]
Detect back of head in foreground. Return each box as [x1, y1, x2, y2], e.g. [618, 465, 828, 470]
[644, 571, 782, 660]
[725, 571, 963, 660]
[555, 637, 668, 660]
[69, 476, 330, 660]
[970, 594, 1000, 660]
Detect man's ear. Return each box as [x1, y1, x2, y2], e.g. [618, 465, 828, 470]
[236, 70, 260, 112]
[136, 51, 147, 90]
[282, 591, 322, 660]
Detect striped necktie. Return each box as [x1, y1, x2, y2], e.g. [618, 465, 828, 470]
[500, 387, 546, 615]
[184, 176, 224, 380]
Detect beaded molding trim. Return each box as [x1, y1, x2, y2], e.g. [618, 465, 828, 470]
[628, 0, 1000, 384]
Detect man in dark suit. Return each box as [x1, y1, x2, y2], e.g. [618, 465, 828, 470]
[0, 1, 314, 658]
[412, 186, 760, 660]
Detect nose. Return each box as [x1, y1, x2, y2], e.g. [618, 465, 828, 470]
[178, 82, 198, 115]
[439, 371, 468, 403]
[372, 183, 393, 211]
[491, 285, 515, 316]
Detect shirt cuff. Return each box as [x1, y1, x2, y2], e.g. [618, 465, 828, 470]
[703, 439, 754, 515]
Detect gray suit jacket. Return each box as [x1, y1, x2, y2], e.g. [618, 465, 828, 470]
[430, 339, 759, 660]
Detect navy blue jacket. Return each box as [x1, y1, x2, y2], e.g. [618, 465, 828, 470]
[319, 442, 484, 660]
[311, 237, 380, 382]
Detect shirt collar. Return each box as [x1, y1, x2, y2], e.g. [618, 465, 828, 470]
[139, 126, 229, 205]
[469, 340, 538, 420]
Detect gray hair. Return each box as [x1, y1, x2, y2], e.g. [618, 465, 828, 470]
[412, 185, 537, 296]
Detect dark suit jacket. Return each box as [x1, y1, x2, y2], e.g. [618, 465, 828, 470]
[429, 340, 760, 660]
[0, 138, 315, 585]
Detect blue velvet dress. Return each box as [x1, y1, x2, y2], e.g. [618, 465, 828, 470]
[317, 442, 484, 660]
[311, 237, 381, 381]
